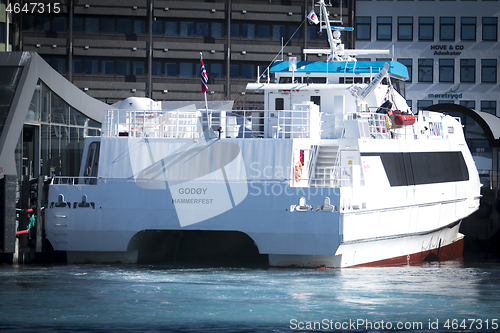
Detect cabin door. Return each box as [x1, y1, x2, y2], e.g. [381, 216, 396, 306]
[268, 92, 290, 138]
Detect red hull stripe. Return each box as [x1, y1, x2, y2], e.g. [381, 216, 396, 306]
[349, 237, 464, 268]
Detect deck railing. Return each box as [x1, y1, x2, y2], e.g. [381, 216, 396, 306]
[102, 108, 318, 139]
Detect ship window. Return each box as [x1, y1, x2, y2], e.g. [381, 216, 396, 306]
[354, 77, 363, 84]
[279, 77, 292, 83]
[361, 151, 469, 186]
[310, 96, 320, 107]
[310, 77, 326, 83]
[364, 77, 371, 84]
[275, 98, 284, 110]
[392, 79, 406, 98]
[84, 142, 100, 184]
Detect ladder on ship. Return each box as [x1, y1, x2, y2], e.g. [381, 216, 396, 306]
[312, 145, 339, 187]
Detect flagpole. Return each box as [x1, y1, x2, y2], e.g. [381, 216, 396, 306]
[200, 52, 211, 129]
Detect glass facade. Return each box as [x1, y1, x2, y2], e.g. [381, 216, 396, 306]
[22, 80, 101, 178]
[0, 67, 23, 139]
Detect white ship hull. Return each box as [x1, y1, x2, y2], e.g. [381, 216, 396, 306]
[46, 131, 479, 267]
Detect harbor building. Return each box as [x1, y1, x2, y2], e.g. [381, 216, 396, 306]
[13, 0, 354, 107]
[354, 0, 500, 186]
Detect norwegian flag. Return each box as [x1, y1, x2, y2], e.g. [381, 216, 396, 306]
[200, 54, 209, 94]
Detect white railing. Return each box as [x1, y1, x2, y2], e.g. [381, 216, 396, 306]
[313, 166, 365, 188]
[346, 112, 391, 139]
[102, 108, 318, 139]
[51, 177, 98, 185]
[103, 109, 202, 139]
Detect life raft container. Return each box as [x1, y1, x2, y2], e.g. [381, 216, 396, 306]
[393, 114, 416, 126]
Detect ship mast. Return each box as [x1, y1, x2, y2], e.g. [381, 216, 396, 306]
[303, 0, 390, 61]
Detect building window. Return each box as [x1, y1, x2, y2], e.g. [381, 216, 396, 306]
[257, 24, 270, 38]
[72, 17, 83, 32]
[288, 25, 300, 40]
[481, 59, 497, 83]
[152, 62, 162, 76]
[460, 100, 475, 109]
[85, 17, 99, 33]
[179, 63, 193, 77]
[481, 101, 496, 115]
[482, 17, 498, 41]
[438, 100, 454, 104]
[117, 19, 131, 34]
[180, 21, 193, 36]
[230, 23, 239, 37]
[165, 63, 177, 76]
[439, 59, 454, 82]
[241, 24, 255, 38]
[418, 59, 433, 82]
[273, 25, 286, 40]
[419, 17, 434, 40]
[102, 60, 114, 75]
[133, 61, 145, 76]
[196, 22, 209, 37]
[165, 21, 178, 35]
[84, 59, 98, 75]
[152, 21, 162, 35]
[241, 64, 255, 79]
[116, 60, 130, 76]
[210, 63, 223, 78]
[440, 17, 455, 41]
[307, 25, 317, 41]
[356, 17, 371, 40]
[460, 59, 475, 82]
[72, 59, 82, 74]
[101, 18, 115, 33]
[230, 64, 239, 78]
[53, 17, 66, 32]
[51, 58, 66, 74]
[461, 17, 476, 40]
[398, 17, 413, 40]
[211, 22, 224, 38]
[398, 58, 412, 82]
[377, 17, 392, 40]
[417, 100, 433, 110]
[133, 20, 146, 34]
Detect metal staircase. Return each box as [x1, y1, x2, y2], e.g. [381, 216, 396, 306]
[312, 145, 339, 187]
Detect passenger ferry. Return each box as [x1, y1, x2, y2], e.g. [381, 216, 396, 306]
[45, 0, 481, 267]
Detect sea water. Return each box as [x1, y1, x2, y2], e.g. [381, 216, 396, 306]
[1, 257, 500, 332]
